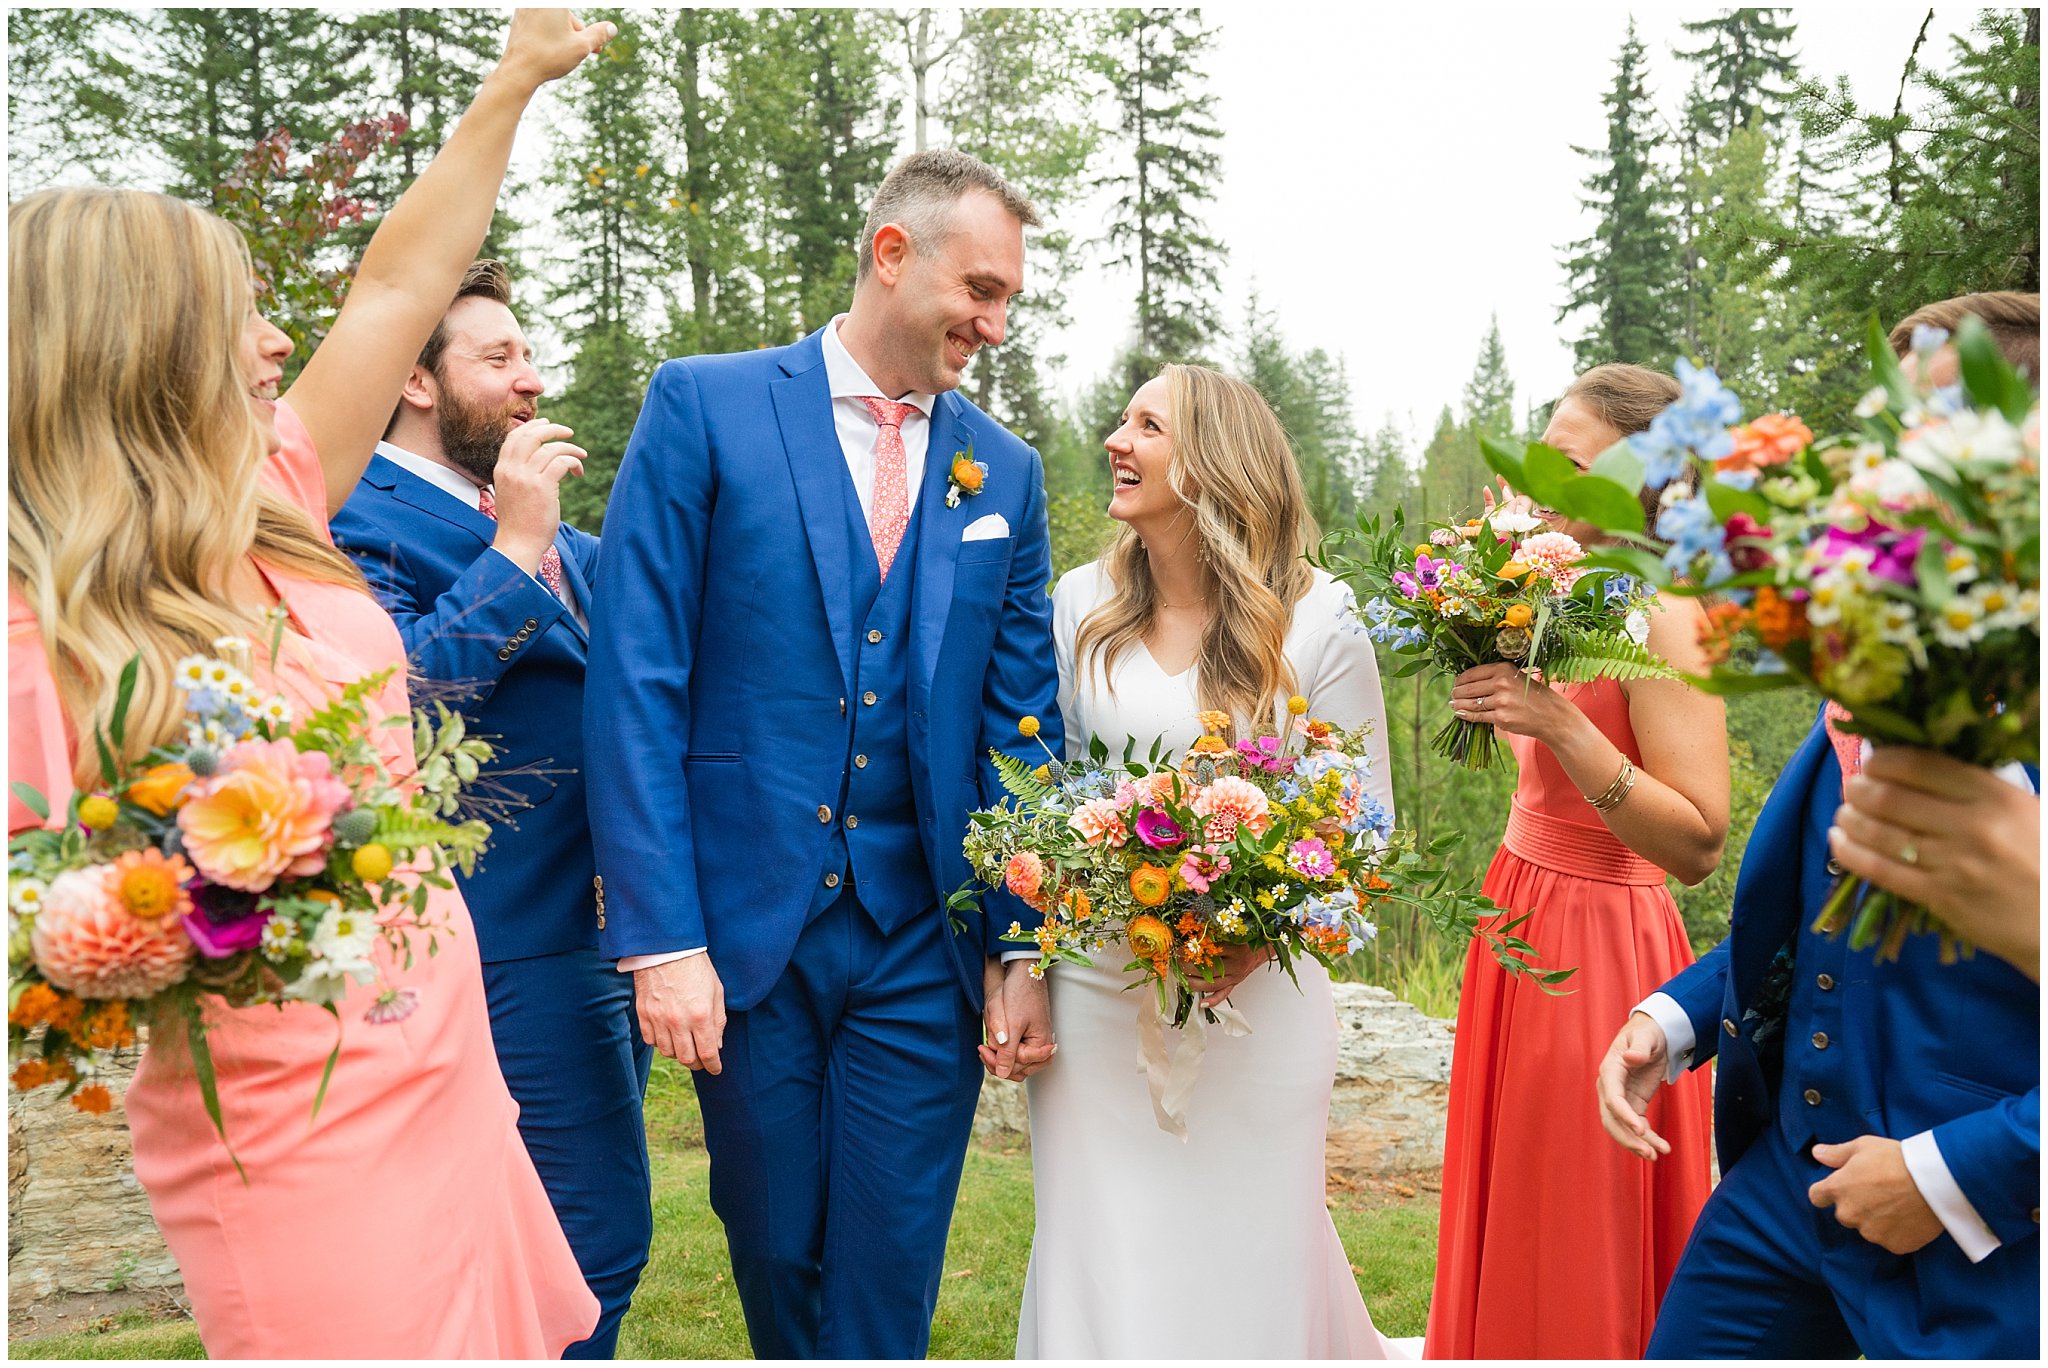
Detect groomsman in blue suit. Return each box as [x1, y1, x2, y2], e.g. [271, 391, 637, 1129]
[584, 149, 1062, 1358]
[330, 261, 651, 1359]
[1597, 300, 2040, 1358]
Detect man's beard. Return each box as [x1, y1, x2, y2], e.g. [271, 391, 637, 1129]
[436, 386, 521, 485]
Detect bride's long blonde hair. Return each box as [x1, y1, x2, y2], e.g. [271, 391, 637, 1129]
[1075, 363, 1317, 736]
[9, 188, 364, 786]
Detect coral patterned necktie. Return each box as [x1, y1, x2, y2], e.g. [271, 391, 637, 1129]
[477, 485, 566, 599]
[859, 397, 917, 582]
[1822, 699, 1863, 793]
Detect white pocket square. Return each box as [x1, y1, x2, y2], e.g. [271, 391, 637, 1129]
[961, 513, 1010, 542]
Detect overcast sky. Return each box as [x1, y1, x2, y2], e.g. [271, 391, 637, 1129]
[1030, 3, 1973, 447]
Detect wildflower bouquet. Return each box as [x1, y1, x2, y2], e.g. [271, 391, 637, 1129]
[1484, 320, 2040, 961]
[1318, 507, 1678, 769]
[954, 707, 1570, 1028]
[8, 634, 493, 1157]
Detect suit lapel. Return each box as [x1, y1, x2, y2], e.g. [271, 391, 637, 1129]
[770, 333, 857, 700]
[912, 395, 968, 697]
[381, 459, 497, 547]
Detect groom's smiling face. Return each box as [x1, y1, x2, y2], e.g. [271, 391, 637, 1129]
[875, 189, 1026, 396]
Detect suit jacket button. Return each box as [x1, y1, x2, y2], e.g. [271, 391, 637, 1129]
[1811, 1031, 1830, 1050]
[524, 618, 539, 630]
[816, 804, 832, 823]
[839, 697, 847, 715]
[1826, 856, 1846, 876]
[1803, 1088, 1822, 1106]
[1723, 1017, 1739, 1038]
[855, 754, 869, 768]
[497, 647, 514, 660]
[862, 691, 878, 706]
[867, 629, 884, 644]
[824, 872, 840, 888]
[1816, 973, 1835, 991]
[845, 814, 859, 829]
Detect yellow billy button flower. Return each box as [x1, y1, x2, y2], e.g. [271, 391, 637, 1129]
[1286, 695, 1308, 717]
[1018, 716, 1041, 739]
[1033, 763, 1052, 783]
[351, 843, 394, 882]
[1499, 602, 1534, 629]
[1414, 544, 1435, 559]
[76, 795, 120, 830]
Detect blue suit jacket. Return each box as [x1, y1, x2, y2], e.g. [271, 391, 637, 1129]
[583, 329, 1063, 1013]
[1661, 715, 2039, 1261]
[331, 455, 603, 963]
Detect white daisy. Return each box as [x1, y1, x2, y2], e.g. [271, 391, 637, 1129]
[9, 876, 49, 916]
[1944, 546, 1982, 585]
[173, 656, 213, 689]
[258, 696, 293, 727]
[1875, 600, 1920, 646]
[1853, 387, 1890, 419]
[311, 904, 379, 965]
[1972, 580, 2028, 631]
[1932, 595, 1989, 649]
[259, 914, 299, 961]
[1804, 572, 1856, 628]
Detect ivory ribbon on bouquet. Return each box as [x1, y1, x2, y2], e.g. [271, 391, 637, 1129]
[1135, 992, 1251, 1138]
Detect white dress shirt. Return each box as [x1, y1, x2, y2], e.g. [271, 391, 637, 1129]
[619, 318, 942, 975]
[373, 440, 587, 633]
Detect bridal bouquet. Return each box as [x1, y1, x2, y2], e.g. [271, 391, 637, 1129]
[955, 706, 1569, 1025]
[1485, 319, 2040, 961]
[8, 633, 493, 1161]
[1319, 508, 1677, 769]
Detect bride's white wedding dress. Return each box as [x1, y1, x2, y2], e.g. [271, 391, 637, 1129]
[1015, 561, 1404, 1360]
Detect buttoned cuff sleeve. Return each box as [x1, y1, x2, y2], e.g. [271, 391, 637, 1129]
[617, 947, 707, 974]
[1635, 992, 1698, 1085]
[999, 950, 1041, 964]
[1901, 1129, 2002, 1263]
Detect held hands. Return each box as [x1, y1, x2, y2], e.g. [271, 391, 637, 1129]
[1449, 661, 1578, 744]
[1827, 747, 2041, 980]
[497, 9, 619, 92]
[1808, 1136, 1944, 1255]
[490, 419, 584, 574]
[979, 957, 1055, 1081]
[1596, 1012, 1673, 1161]
[634, 954, 727, 1073]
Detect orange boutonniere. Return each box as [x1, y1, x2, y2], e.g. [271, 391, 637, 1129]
[947, 444, 987, 508]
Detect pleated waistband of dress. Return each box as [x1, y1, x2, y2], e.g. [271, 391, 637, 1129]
[1503, 797, 1670, 886]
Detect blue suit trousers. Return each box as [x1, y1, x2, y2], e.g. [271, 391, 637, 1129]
[481, 949, 654, 1359]
[692, 889, 984, 1359]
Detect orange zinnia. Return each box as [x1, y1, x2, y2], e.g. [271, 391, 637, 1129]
[1717, 413, 1813, 474]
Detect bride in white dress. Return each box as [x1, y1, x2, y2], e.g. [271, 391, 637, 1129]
[1016, 364, 1402, 1359]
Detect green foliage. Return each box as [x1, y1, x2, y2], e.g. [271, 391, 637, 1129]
[1675, 8, 1803, 139]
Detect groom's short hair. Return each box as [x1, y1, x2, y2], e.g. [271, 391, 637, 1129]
[856, 150, 1040, 283]
[1888, 291, 2039, 378]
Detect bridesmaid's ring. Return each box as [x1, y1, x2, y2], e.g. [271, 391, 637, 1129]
[1898, 840, 1920, 866]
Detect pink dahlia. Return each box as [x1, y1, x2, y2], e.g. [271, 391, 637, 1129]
[177, 738, 349, 892]
[1067, 799, 1128, 847]
[1191, 776, 1272, 842]
[1517, 531, 1585, 583]
[31, 866, 193, 999]
[1003, 851, 1047, 905]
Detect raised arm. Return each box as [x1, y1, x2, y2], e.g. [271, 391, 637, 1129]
[284, 9, 614, 514]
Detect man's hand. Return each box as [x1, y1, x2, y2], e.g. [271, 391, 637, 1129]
[490, 418, 584, 574]
[634, 954, 726, 1074]
[979, 957, 1055, 1081]
[1809, 1135, 1943, 1255]
[1597, 1011, 1673, 1160]
[497, 8, 619, 92]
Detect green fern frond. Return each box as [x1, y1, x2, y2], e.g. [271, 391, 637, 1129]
[1539, 630, 1683, 684]
[988, 749, 1053, 805]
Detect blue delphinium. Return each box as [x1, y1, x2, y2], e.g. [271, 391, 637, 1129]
[1654, 495, 1726, 577]
[1629, 358, 1742, 488]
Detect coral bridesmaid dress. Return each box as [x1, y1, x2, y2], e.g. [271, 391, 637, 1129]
[6, 405, 598, 1357]
[1424, 678, 1713, 1359]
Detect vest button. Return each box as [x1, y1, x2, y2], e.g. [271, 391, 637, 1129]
[868, 629, 884, 644]
[855, 754, 869, 768]
[845, 814, 860, 829]
[1816, 973, 1835, 991]
[1811, 1032, 1830, 1050]
[863, 691, 878, 706]
[1722, 1017, 1739, 1038]
[1803, 1088, 1822, 1106]
[816, 805, 832, 823]
[1826, 856, 1846, 876]
[839, 697, 847, 715]
[824, 872, 840, 889]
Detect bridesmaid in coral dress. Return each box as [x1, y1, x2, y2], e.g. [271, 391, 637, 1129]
[7, 12, 616, 1356]
[1424, 365, 1730, 1360]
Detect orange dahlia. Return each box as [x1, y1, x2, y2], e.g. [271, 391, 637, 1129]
[30, 866, 192, 999]
[177, 738, 348, 891]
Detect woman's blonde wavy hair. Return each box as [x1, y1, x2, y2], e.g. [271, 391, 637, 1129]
[9, 188, 365, 787]
[1075, 363, 1318, 737]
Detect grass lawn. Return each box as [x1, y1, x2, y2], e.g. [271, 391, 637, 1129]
[12, 1058, 1439, 1358]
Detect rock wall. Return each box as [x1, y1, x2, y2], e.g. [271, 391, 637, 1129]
[973, 982, 1454, 1176]
[7, 1054, 180, 1311]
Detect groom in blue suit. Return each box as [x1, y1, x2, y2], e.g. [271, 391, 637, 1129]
[330, 261, 652, 1358]
[584, 150, 1063, 1358]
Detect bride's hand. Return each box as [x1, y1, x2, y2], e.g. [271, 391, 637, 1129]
[1479, 476, 1536, 520]
[1190, 943, 1274, 1008]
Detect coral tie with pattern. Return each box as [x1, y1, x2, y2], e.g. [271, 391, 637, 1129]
[477, 484, 566, 599]
[860, 396, 917, 581]
[1822, 699, 1863, 791]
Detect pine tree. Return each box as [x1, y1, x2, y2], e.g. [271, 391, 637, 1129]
[1558, 21, 1684, 370]
[1674, 9, 1802, 140]
[1461, 314, 1515, 436]
[1090, 8, 1228, 393]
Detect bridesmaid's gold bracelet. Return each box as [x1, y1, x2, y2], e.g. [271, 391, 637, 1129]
[1585, 757, 1636, 813]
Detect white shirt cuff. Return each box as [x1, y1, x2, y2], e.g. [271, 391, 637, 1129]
[1635, 992, 1698, 1085]
[616, 947, 707, 973]
[1899, 1129, 2002, 1263]
[999, 950, 1042, 963]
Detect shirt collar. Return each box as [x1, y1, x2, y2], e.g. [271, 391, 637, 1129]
[375, 439, 486, 512]
[822, 314, 936, 418]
